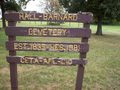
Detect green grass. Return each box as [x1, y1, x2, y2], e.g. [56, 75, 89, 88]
[0, 21, 120, 90]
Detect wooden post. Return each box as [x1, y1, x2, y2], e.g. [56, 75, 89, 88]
[78, 23, 79, 27]
[75, 23, 90, 90]
[8, 21, 18, 90]
[75, 64, 84, 90]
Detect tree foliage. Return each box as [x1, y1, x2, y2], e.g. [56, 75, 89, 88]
[3, 0, 21, 12]
[0, 0, 30, 28]
[59, 0, 120, 35]
[38, 0, 65, 25]
[39, 0, 65, 14]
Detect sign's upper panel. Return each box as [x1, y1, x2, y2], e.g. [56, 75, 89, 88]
[4, 12, 93, 23]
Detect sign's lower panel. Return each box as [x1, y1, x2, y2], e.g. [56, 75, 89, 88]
[7, 56, 87, 66]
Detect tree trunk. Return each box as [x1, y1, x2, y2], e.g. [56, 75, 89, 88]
[96, 16, 102, 35]
[1, 0, 6, 28]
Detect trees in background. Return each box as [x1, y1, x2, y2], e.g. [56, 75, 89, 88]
[38, 0, 65, 25]
[39, 0, 64, 14]
[45, 0, 64, 14]
[59, 0, 120, 35]
[0, 0, 30, 28]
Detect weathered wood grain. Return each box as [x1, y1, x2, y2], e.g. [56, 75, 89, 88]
[5, 27, 91, 38]
[7, 56, 87, 66]
[6, 41, 89, 53]
[4, 12, 93, 23]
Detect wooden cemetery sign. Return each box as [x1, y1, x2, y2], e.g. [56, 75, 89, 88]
[5, 12, 93, 90]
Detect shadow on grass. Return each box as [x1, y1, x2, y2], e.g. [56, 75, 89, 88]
[92, 33, 120, 38]
[0, 28, 3, 30]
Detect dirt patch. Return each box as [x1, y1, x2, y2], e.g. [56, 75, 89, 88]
[0, 46, 3, 48]
[45, 83, 59, 90]
[0, 67, 9, 74]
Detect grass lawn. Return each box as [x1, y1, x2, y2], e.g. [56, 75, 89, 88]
[0, 21, 120, 90]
